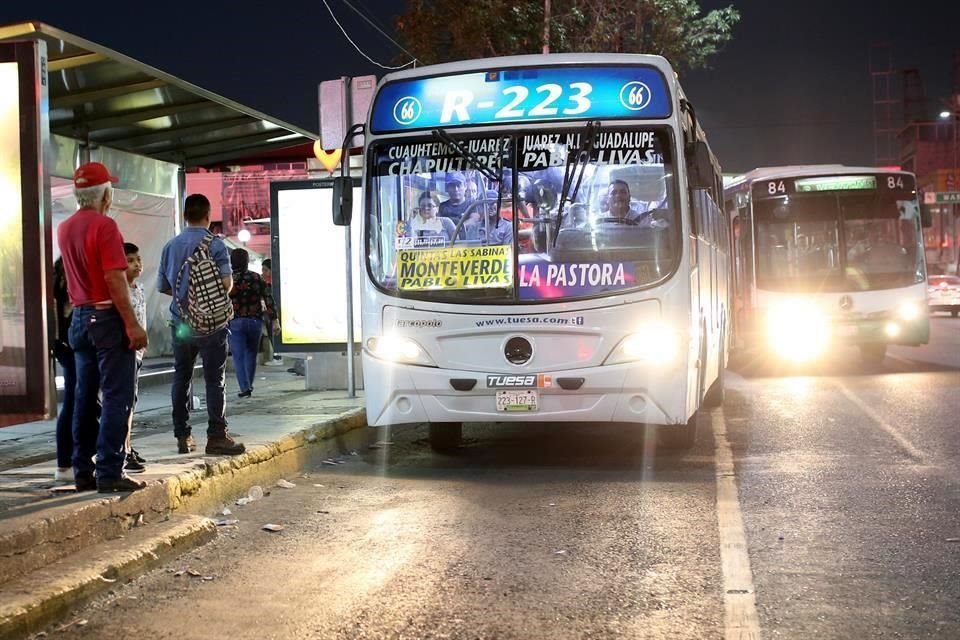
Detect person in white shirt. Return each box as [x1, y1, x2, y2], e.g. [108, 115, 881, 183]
[123, 243, 147, 473]
[410, 191, 456, 244]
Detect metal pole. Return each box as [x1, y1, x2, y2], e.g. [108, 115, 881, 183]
[342, 77, 356, 398]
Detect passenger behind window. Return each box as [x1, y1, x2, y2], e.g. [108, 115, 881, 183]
[462, 190, 514, 246]
[410, 191, 457, 244]
[438, 172, 472, 224]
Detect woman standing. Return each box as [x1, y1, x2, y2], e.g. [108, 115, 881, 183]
[228, 249, 278, 397]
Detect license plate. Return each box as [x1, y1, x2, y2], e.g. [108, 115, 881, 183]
[496, 389, 539, 412]
[837, 324, 858, 337]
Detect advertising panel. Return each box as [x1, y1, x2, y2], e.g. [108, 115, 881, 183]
[270, 180, 362, 350]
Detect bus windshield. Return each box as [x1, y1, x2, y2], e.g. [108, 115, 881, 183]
[754, 189, 925, 292]
[366, 127, 680, 303]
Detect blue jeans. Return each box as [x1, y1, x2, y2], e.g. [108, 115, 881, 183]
[229, 317, 262, 393]
[69, 307, 136, 482]
[170, 323, 228, 438]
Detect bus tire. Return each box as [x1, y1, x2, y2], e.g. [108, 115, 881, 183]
[659, 414, 698, 450]
[428, 422, 462, 452]
[859, 344, 887, 366]
[702, 329, 726, 408]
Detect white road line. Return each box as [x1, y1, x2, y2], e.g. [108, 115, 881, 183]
[834, 382, 926, 461]
[713, 412, 762, 640]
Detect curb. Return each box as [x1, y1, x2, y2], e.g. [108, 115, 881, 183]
[0, 514, 217, 640]
[0, 407, 366, 637]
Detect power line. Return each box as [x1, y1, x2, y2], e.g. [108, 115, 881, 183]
[320, 0, 417, 71]
[339, 0, 421, 66]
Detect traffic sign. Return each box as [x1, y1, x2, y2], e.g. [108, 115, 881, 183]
[925, 192, 960, 204]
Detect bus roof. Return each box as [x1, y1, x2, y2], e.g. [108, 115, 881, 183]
[378, 53, 677, 85]
[724, 165, 913, 191]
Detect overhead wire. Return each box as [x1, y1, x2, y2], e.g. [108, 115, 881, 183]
[320, 0, 418, 70]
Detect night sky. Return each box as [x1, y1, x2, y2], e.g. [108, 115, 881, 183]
[1, 0, 958, 173]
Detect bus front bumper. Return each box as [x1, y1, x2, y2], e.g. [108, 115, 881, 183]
[361, 353, 689, 428]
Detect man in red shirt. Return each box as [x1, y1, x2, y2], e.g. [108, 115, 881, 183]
[58, 162, 148, 493]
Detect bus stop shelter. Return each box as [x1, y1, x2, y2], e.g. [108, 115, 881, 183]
[0, 21, 318, 424]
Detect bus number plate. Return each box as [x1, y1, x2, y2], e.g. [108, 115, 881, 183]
[496, 390, 539, 412]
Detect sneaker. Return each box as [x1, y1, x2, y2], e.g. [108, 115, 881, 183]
[177, 435, 197, 454]
[75, 472, 97, 492]
[54, 467, 74, 483]
[205, 434, 246, 456]
[237, 389, 252, 398]
[97, 476, 147, 493]
[264, 358, 284, 367]
[130, 448, 147, 464]
[124, 453, 146, 473]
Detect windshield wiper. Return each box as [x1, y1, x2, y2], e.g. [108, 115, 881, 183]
[552, 121, 600, 247]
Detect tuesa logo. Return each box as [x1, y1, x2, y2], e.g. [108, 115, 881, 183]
[486, 374, 553, 388]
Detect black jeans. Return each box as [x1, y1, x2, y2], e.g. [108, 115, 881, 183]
[69, 307, 136, 481]
[170, 324, 228, 438]
[53, 341, 75, 469]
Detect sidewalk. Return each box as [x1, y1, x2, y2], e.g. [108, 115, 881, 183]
[0, 362, 366, 639]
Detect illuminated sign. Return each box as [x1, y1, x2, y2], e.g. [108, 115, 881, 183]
[371, 65, 672, 133]
[795, 176, 877, 192]
[0, 61, 25, 398]
[271, 181, 361, 347]
[755, 173, 916, 198]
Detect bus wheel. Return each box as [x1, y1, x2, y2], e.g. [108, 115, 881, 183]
[658, 415, 698, 450]
[428, 422, 462, 452]
[859, 344, 887, 366]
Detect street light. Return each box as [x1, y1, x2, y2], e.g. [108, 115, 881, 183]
[939, 105, 958, 271]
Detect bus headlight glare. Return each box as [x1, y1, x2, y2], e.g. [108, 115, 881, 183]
[766, 300, 829, 362]
[365, 336, 435, 366]
[606, 322, 678, 366]
[896, 301, 920, 321]
[884, 322, 901, 338]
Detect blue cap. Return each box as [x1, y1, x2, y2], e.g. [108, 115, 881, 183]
[484, 189, 500, 200]
[447, 171, 466, 184]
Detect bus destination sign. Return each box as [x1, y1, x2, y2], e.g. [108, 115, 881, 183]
[370, 65, 672, 134]
[753, 173, 916, 199]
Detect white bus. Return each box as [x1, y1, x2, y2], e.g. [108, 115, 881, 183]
[334, 54, 730, 451]
[723, 165, 929, 365]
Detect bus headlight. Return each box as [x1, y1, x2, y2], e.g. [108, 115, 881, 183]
[365, 336, 435, 366]
[896, 301, 920, 321]
[605, 322, 678, 366]
[766, 300, 829, 362]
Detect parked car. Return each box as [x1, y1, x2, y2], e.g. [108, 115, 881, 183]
[927, 274, 960, 316]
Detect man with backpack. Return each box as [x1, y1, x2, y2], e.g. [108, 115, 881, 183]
[157, 194, 245, 456]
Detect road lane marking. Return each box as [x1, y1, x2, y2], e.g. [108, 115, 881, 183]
[835, 383, 926, 462]
[713, 412, 762, 640]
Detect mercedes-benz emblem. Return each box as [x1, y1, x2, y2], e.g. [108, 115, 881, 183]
[839, 295, 854, 311]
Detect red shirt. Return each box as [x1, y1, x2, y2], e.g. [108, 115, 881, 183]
[57, 207, 128, 306]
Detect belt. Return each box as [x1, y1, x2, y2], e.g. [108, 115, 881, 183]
[76, 303, 114, 310]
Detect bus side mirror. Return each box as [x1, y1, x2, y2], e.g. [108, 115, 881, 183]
[332, 176, 352, 226]
[920, 204, 933, 228]
[689, 140, 714, 190]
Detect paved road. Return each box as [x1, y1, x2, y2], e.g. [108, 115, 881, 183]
[46, 317, 960, 639]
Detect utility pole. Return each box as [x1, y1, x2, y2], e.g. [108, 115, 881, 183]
[543, 0, 551, 54]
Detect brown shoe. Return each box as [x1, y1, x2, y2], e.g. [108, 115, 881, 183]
[205, 434, 246, 456]
[177, 435, 197, 454]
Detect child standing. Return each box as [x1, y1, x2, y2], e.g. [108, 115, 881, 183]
[124, 243, 147, 473]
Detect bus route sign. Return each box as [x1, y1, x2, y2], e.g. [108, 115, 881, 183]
[370, 65, 672, 134]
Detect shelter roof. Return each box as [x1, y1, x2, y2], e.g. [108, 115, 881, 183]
[0, 21, 317, 168]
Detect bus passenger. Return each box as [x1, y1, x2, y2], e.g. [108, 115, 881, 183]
[463, 190, 513, 245]
[411, 191, 457, 243]
[438, 172, 472, 223]
[605, 180, 669, 228]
